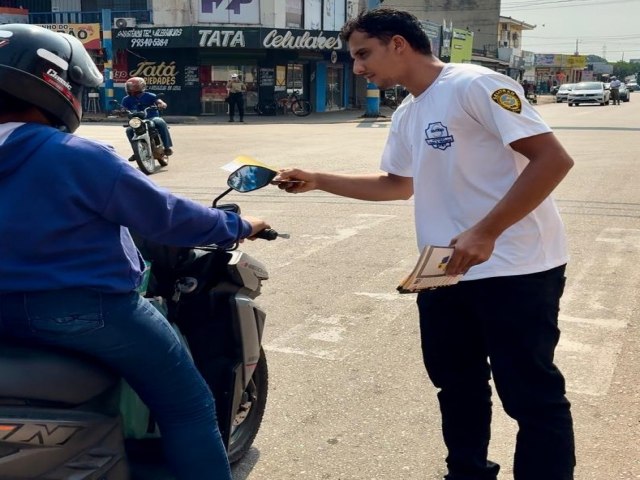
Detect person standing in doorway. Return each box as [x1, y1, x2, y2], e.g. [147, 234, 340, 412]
[274, 7, 576, 480]
[226, 73, 247, 122]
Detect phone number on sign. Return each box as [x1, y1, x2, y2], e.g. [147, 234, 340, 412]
[130, 38, 170, 48]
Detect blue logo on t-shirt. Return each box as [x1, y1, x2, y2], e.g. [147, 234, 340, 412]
[425, 122, 454, 150]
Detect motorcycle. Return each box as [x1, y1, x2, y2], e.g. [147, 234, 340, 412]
[111, 99, 169, 176]
[0, 165, 281, 479]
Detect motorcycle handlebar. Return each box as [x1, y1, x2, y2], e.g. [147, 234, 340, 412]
[254, 228, 288, 240]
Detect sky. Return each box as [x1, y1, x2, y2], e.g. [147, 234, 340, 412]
[500, 0, 640, 63]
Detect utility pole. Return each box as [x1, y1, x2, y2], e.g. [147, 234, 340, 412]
[574, 38, 579, 56]
[363, 0, 382, 117]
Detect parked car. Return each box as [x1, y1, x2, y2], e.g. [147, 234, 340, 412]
[626, 81, 638, 92]
[618, 83, 631, 102]
[567, 81, 610, 106]
[555, 83, 575, 103]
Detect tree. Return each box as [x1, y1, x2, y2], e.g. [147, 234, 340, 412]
[611, 61, 638, 80]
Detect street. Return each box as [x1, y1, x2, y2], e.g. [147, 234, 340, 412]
[78, 97, 640, 480]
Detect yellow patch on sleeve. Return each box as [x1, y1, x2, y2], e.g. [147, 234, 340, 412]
[491, 88, 522, 114]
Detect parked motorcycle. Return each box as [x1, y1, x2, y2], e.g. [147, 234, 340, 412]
[0, 165, 281, 479]
[111, 99, 169, 176]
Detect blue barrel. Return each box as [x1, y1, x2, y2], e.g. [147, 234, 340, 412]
[364, 82, 380, 117]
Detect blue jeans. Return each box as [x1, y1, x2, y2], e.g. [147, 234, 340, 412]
[0, 289, 231, 480]
[417, 265, 574, 480]
[126, 117, 172, 151]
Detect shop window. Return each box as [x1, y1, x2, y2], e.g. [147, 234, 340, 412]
[287, 63, 304, 95]
[286, 0, 302, 28]
[199, 64, 258, 115]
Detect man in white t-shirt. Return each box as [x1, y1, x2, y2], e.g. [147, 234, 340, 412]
[275, 7, 576, 480]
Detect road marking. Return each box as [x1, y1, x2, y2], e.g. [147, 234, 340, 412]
[265, 291, 415, 360]
[356, 121, 389, 128]
[559, 314, 627, 329]
[265, 314, 353, 360]
[274, 214, 395, 268]
[557, 227, 640, 396]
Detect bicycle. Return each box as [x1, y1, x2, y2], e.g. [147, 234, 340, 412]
[255, 90, 312, 117]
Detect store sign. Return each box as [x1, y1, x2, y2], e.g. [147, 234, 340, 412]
[115, 26, 345, 52]
[37, 23, 101, 49]
[129, 61, 179, 90]
[198, 29, 246, 47]
[262, 29, 342, 50]
[114, 28, 188, 49]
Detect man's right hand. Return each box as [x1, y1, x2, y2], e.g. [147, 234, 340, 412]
[273, 168, 316, 193]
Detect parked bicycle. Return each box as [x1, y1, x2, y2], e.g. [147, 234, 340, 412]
[255, 90, 312, 117]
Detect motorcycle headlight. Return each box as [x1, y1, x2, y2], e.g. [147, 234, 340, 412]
[129, 117, 143, 129]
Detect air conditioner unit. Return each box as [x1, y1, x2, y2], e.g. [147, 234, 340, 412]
[113, 17, 136, 28]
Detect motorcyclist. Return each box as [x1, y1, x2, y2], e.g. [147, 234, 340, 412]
[0, 24, 269, 480]
[122, 76, 174, 161]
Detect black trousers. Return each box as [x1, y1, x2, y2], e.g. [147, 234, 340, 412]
[610, 89, 620, 104]
[228, 92, 244, 120]
[417, 265, 575, 480]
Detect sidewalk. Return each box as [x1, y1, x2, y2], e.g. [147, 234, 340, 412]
[82, 106, 395, 125]
[83, 94, 555, 126]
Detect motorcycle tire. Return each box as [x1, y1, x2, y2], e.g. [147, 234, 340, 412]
[291, 100, 312, 117]
[135, 141, 159, 175]
[227, 348, 268, 464]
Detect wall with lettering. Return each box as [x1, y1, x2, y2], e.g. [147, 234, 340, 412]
[123, 50, 200, 116]
[37, 23, 101, 49]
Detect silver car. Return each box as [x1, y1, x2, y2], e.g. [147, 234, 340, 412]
[555, 83, 575, 103]
[567, 81, 610, 106]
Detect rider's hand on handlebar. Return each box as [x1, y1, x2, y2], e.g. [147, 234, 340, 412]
[243, 215, 271, 240]
[273, 168, 315, 193]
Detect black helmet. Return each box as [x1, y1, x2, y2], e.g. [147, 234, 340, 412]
[0, 24, 103, 132]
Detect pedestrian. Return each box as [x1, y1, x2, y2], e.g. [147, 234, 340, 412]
[122, 76, 174, 161]
[609, 76, 621, 105]
[226, 73, 247, 122]
[274, 8, 576, 480]
[0, 24, 270, 480]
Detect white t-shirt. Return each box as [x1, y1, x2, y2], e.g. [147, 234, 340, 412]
[381, 63, 568, 281]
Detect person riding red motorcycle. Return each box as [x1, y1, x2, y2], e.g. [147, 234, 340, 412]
[122, 76, 174, 161]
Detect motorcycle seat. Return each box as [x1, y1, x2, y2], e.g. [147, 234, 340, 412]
[0, 342, 118, 405]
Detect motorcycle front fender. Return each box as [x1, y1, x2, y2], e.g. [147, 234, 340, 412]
[233, 295, 266, 386]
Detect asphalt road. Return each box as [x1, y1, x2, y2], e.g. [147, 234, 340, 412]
[77, 96, 640, 480]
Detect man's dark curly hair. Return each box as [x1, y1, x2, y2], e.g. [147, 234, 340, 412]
[340, 7, 432, 55]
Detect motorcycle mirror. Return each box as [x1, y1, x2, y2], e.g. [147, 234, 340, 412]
[227, 165, 277, 193]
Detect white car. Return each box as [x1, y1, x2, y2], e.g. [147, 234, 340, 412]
[567, 81, 610, 106]
[555, 83, 575, 103]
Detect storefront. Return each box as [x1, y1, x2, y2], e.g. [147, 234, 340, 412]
[533, 54, 587, 92]
[111, 26, 351, 116]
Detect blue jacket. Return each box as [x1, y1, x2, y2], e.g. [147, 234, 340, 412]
[122, 92, 161, 119]
[0, 123, 252, 293]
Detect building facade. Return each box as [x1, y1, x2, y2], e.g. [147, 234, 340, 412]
[10, 0, 367, 115]
[111, 25, 351, 115]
